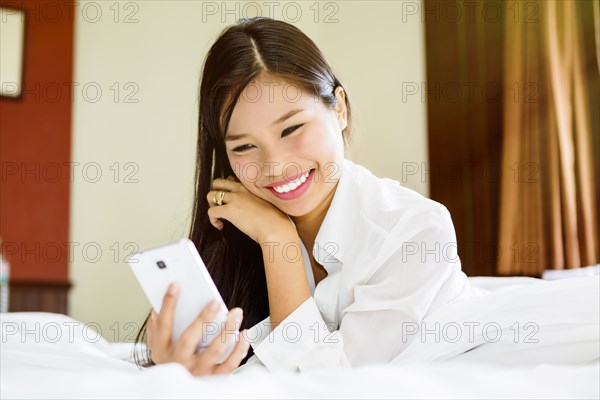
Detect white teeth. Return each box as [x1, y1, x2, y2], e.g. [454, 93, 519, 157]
[273, 170, 310, 193]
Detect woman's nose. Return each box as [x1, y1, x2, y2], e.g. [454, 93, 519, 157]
[260, 147, 296, 183]
[260, 145, 284, 173]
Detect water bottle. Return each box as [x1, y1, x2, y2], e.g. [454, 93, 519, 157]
[0, 239, 9, 313]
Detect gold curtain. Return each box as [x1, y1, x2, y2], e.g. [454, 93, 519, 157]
[498, 0, 599, 275]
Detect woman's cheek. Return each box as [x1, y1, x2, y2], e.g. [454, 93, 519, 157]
[228, 154, 248, 183]
[229, 155, 265, 189]
[299, 128, 339, 159]
[295, 129, 323, 154]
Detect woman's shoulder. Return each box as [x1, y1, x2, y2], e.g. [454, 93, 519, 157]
[344, 159, 453, 232]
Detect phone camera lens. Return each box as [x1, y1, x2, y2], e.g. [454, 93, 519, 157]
[156, 261, 166, 269]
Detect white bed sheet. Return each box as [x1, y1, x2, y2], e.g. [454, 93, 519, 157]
[394, 275, 600, 365]
[1, 276, 599, 399]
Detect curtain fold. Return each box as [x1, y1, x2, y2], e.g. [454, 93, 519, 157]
[498, 0, 599, 275]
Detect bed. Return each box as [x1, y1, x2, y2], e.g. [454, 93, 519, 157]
[1, 275, 599, 399]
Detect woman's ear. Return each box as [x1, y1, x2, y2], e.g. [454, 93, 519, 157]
[334, 86, 348, 132]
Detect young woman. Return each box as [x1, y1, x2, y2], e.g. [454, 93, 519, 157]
[134, 16, 472, 375]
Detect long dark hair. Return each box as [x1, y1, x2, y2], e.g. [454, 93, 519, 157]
[134, 16, 353, 368]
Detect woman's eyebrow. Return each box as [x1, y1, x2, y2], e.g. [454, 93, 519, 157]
[271, 108, 304, 125]
[226, 108, 304, 141]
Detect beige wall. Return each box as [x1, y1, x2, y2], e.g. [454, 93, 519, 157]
[69, 1, 429, 341]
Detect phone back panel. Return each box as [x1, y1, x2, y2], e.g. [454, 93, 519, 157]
[128, 239, 229, 347]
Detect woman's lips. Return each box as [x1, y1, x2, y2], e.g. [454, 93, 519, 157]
[265, 168, 311, 188]
[268, 168, 315, 201]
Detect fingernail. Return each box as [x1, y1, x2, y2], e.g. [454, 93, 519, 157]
[168, 283, 179, 295]
[150, 310, 156, 320]
[209, 300, 220, 311]
[232, 308, 243, 321]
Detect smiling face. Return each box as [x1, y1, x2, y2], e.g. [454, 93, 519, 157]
[224, 75, 348, 218]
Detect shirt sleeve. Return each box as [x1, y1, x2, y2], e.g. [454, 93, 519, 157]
[246, 297, 350, 372]
[247, 203, 470, 373]
[340, 205, 471, 365]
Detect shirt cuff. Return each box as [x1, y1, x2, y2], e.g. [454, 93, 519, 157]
[246, 315, 272, 347]
[248, 297, 349, 372]
[232, 354, 267, 375]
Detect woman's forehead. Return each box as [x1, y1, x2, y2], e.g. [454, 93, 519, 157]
[228, 81, 316, 127]
[239, 76, 312, 106]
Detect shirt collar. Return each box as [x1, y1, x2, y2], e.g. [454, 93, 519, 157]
[311, 159, 359, 266]
[286, 159, 359, 267]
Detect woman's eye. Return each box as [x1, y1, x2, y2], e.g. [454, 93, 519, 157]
[282, 124, 304, 137]
[232, 124, 304, 152]
[232, 144, 254, 152]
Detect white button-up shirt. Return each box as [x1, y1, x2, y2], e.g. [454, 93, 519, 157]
[237, 159, 472, 373]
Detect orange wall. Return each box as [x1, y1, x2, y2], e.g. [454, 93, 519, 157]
[0, 0, 73, 283]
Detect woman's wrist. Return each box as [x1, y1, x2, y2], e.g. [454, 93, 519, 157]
[257, 222, 311, 328]
[257, 218, 297, 245]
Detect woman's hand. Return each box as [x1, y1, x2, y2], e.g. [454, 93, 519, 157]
[207, 176, 295, 243]
[146, 283, 250, 376]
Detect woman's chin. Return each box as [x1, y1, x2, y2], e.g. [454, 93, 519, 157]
[276, 202, 315, 219]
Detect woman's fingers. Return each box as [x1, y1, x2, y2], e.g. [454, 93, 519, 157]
[173, 300, 222, 359]
[210, 176, 239, 192]
[213, 329, 251, 375]
[148, 292, 248, 377]
[206, 175, 244, 230]
[156, 283, 179, 350]
[146, 310, 156, 349]
[207, 190, 240, 207]
[195, 308, 244, 368]
[207, 202, 231, 230]
[206, 190, 228, 207]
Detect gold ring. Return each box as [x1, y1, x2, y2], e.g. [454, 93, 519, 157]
[215, 190, 225, 206]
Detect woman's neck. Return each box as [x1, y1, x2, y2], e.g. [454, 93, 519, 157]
[291, 182, 338, 251]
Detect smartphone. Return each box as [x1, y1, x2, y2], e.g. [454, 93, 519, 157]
[128, 238, 238, 364]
